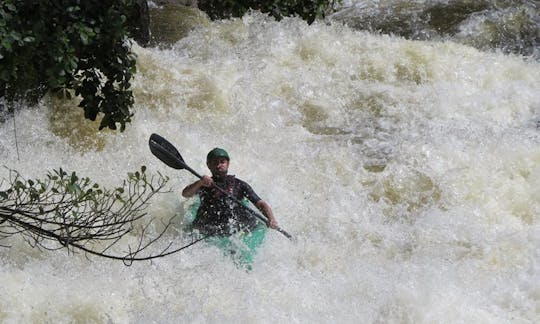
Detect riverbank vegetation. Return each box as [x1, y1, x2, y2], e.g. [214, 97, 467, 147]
[0, 167, 200, 263]
[0, 0, 145, 131]
[198, 0, 340, 24]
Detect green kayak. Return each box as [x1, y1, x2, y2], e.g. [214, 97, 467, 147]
[185, 197, 267, 269]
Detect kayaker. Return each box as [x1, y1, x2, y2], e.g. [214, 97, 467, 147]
[181, 148, 278, 236]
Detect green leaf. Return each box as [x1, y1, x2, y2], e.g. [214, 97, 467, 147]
[70, 172, 78, 184]
[80, 32, 89, 45]
[73, 184, 82, 196]
[2, 39, 12, 51]
[9, 31, 21, 41]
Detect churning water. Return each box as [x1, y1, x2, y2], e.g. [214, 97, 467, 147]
[1, 1, 539, 322]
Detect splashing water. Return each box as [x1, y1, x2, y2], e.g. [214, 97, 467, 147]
[1, 7, 539, 323]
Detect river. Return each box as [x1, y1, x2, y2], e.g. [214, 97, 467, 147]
[1, 1, 539, 322]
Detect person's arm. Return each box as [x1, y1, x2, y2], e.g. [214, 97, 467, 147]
[255, 200, 278, 229]
[182, 175, 213, 198]
[239, 179, 278, 229]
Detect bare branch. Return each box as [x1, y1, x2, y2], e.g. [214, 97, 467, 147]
[0, 166, 204, 263]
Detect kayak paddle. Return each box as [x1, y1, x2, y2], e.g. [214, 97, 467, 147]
[148, 133, 294, 241]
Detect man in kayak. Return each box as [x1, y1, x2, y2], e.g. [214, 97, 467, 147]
[182, 147, 278, 236]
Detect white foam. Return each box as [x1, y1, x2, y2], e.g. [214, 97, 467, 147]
[1, 11, 539, 323]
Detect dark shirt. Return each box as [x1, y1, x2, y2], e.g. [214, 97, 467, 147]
[192, 175, 261, 235]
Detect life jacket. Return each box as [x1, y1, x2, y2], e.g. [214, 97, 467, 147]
[193, 175, 258, 235]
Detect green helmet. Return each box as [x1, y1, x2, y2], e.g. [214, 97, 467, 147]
[206, 147, 230, 162]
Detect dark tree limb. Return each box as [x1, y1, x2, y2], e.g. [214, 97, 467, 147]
[0, 166, 204, 264]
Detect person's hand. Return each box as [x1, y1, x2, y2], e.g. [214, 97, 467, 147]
[200, 175, 213, 187]
[268, 218, 278, 229]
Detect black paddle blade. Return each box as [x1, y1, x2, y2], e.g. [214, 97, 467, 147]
[149, 133, 186, 170]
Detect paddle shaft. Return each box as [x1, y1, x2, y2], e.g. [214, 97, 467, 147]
[183, 165, 293, 240]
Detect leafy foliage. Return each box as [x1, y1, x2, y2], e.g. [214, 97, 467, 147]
[0, 0, 138, 131]
[198, 0, 341, 24]
[0, 166, 204, 263]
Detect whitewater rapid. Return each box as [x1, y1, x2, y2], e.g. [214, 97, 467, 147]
[1, 8, 540, 323]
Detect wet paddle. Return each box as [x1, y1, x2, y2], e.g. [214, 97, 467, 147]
[149, 133, 294, 240]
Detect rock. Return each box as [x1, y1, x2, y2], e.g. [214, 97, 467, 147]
[130, 0, 151, 46]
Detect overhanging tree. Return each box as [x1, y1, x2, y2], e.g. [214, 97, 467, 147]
[0, 0, 145, 131]
[197, 0, 341, 24]
[0, 166, 204, 263]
